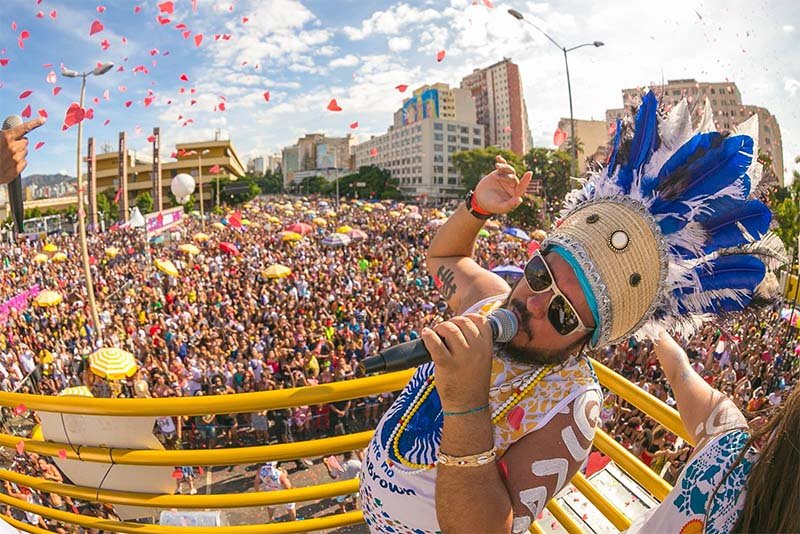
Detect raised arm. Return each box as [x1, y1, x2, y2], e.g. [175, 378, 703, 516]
[427, 156, 532, 314]
[654, 330, 747, 446]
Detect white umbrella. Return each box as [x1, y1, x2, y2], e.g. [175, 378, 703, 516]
[321, 233, 352, 247]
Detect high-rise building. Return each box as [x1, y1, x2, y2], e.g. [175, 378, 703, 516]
[281, 134, 356, 188]
[354, 83, 484, 201]
[266, 154, 282, 173]
[555, 118, 609, 174]
[611, 79, 784, 185]
[247, 156, 266, 175]
[460, 58, 532, 155]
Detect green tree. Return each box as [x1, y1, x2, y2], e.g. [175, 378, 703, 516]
[257, 169, 284, 194]
[451, 147, 525, 193]
[298, 175, 330, 195]
[220, 177, 262, 204]
[562, 136, 584, 159]
[524, 148, 575, 208]
[507, 194, 545, 229]
[337, 165, 401, 199]
[772, 170, 800, 251]
[96, 189, 119, 221]
[134, 192, 154, 214]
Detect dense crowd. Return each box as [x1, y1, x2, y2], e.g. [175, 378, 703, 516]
[0, 195, 796, 530]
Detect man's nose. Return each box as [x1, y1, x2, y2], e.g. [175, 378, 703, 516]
[526, 291, 551, 320]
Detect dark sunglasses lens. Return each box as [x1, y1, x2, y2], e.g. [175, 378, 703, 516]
[549, 295, 580, 335]
[524, 256, 552, 292]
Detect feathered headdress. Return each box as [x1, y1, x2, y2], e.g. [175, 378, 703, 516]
[542, 91, 786, 348]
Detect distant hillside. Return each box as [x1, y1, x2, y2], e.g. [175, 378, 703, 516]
[23, 174, 76, 188]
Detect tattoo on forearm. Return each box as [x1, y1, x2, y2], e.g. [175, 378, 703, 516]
[435, 265, 457, 300]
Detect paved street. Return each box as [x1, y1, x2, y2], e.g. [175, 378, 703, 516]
[195, 457, 367, 533]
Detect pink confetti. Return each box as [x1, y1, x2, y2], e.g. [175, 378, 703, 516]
[89, 19, 104, 35]
[395, 84, 408, 92]
[93, 97, 100, 104]
[100, 39, 110, 50]
[118, 85, 127, 92]
[194, 33, 203, 47]
[53, 86, 61, 95]
[242, 16, 249, 23]
[85, 108, 94, 119]
[0, 59, 8, 67]
[158, 1, 174, 14]
[143, 96, 154, 107]
[124, 100, 132, 108]
[150, 48, 159, 56]
[218, 102, 226, 111]
[50, 10, 57, 18]
[34, 141, 45, 150]
[103, 119, 110, 125]
[103, 89, 110, 100]
[190, 99, 197, 106]
[553, 128, 567, 147]
[146, 134, 155, 143]
[369, 147, 378, 157]
[37, 109, 47, 118]
[21, 105, 31, 118]
[482, 0, 494, 6]
[182, 30, 192, 39]
[209, 164, 220, 173]
[19, 90, 33, 99]
[157, 15, 171, 25]
[436, 50, 446, 62]
[58, 449, 67, 460]
[180, 73, 189, 82]
[96, 5, 106, 13]
[327, 99, 342, 112]
[121, 36, 128, 44]
[20, 31, 28, 40]
[263, 91, 270, 102]
[134, 5, 142, 14]
[349, 121, 358, 129]
[36, 11, 44, 19]
[15, 441, 24, 454]
[13, 404, 27, 416]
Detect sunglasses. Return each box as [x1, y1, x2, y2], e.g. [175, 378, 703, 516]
[522, 251, 594, 337]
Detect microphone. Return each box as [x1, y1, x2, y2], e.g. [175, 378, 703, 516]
[2, 115, 24, 235]
[358, 308, 518, 375]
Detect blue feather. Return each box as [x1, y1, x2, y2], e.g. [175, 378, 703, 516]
[700, 199, 772, 253]
[607, 118, 622, 172]
[641, 132, 718, 198]
[617, 92, 658, 193]
[674, 255, 765, 313]
[657, 135, 753, 201]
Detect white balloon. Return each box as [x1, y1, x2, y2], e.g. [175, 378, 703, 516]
[171, 173, 196, 199]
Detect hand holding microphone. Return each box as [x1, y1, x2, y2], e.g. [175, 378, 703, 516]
[1, 116, 44, 184]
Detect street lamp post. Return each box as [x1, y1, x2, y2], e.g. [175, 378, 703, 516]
[61, 62, 113, 339]
[508, 9, 603, 176]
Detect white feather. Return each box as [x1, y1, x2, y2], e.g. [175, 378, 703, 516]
[667, 222, 708, 257]
[644, 99, 694, 177]
[696, 97, 716, 134]
[679, 287, 752, 313]
[732, 115, 761, 192]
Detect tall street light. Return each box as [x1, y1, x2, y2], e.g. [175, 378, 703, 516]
[188, 149, 210, 227]
[508, 9, 603, 176]
[62, 62, 113, 338]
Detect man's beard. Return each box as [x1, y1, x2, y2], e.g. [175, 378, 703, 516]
[501, 295, 576, 366]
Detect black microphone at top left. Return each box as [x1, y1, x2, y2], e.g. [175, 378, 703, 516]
[2, 115, 25, 235]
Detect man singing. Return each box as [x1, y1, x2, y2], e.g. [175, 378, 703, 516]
[360, 156, 602, 533]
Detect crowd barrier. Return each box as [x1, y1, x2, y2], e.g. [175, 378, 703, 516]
[0, 360, 691, 532]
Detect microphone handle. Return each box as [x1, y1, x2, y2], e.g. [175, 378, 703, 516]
[8, 175, 23, 234]
[359, 339, 431, 375]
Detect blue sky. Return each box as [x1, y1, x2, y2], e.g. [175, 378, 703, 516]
[1, 0, 798, 184]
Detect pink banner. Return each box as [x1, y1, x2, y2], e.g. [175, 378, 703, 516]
[0, 284, 40, 323]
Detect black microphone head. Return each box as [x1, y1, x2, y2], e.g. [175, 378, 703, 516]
[2, 115, 22, 131]
[489, 308, 518, 343]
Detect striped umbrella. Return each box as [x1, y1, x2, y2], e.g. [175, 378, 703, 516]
[33, 290, 63, 307]
[263, 264, 292, 279]
[347, 229, 368, 241]
[89, 348, 138, 380]
[321, 233, 351, 247]
[286, 222, 313, 235]
[58, 386, 93, 397]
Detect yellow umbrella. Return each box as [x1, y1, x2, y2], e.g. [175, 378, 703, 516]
[154, 258, 179, 277]
[33, 290, 63, 307]
[337, 225, 353, 234]
[89, 348, 138, 380]
[42, 243, 58, 253]
[33, 253, 48, 264]
[105, 247, 119, 259]
[193, 232, 210, 242]
[58, 386, 93, 397]
[241, 218, 251, 226]
[313, 217, 327, 226]
[212, 222, 225, 230]
[280, 231, 303, 242]
[263, 264, 292, 279]
[179, 244, 201, 256]
[52, 252, 68, 263]
[389, 211, 401, 217]
[268, 216, 281, 224]
[362, 205, 373, 212]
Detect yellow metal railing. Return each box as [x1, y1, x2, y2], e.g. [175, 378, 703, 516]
[0, 361, 685, 532]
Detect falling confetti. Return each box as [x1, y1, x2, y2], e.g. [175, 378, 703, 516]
[482, 0, 494, 6]
[13, 404, 26, 416]
[19, 90, 33, 99]
[96, 5, 106, 13]
[124, 100, 132, 107]
[327, 99, 342, 112]
[37, 109, 47, 118]
[180, 73, 189, 82]
[194, 34, 204, 47]
[58, 449, 67, 460]
[53, 86, 61, 95]
[50, 10, 57, 18]
[263, 91, 270, 102]
[369, 147, 378, 157]
[349, 121, 358, 129]
[34, 141, 45, 150]
[21, 105, 31, 118]
[553, 128, 567, 147]
[15, 441, 24, 454]
[89, 19, 104, 35]
[395, 84, 408, 92]
[158, 1, 174, 14]
[436, 50, 446, 62]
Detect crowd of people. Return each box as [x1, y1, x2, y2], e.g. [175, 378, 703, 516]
[0, 195, 796, 530]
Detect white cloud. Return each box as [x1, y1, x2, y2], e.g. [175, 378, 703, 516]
[329, 54, 361, 69]
[343, 3, 442, 40]
[388, 36, 412, 51]
[785, 79, 800, 97]
[783, 25, 795, 32]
